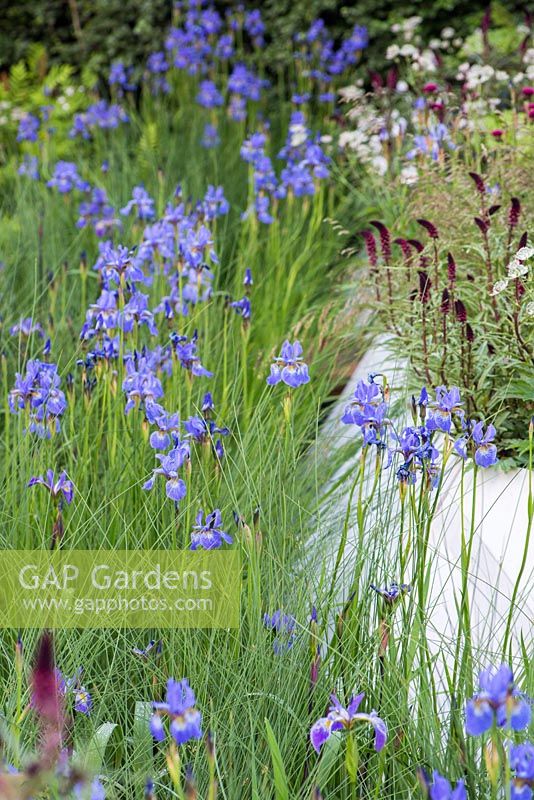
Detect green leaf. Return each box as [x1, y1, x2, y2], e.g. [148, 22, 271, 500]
[264, 718, 289, 800]
[131, 701, 154, 779]
[84, 721, 123, 772]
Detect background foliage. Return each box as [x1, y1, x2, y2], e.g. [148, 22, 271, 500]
[2, 0, 527, 79]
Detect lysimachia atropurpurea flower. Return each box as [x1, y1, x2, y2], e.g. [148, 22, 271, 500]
[190, 509, 233, 550]
[150, 678, 202, 746]
[310, 693, 387, 753]
[266, 340, 310, 388]
[465, 664, 531, 736]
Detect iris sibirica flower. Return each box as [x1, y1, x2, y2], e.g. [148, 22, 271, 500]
[472, 422, 498, 467]
[9, 360, 67, 437]
[150, 678, 202, 745]
[310, 693, 387, 753]
[341, 379, 388, 445]
[266, 340, 310, 388]
[190, 509, 233, 550]
[9, 317, 44, 338]
[28, 470, 74, 505]
[171, 332, 212, 378]
[427, 386, 463, 433]
[510, 743, 534, 800]
[54, 668, 92, 714]
[47, 161, 90, 194]
[263, 610, 297, 653]
[465, 664, 531, 736]
[201, 123, 220, 149]
[418, 770, 466, 800]
[454, 420, 498, 468]
[17, 113, 40, 142]
[371, 583, 411, 604]
[120, 186, 155, 220]
[143, 440, 190, 502]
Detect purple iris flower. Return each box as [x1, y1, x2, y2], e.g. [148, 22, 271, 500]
[263, 610, 297, 653]
[143, 441, 190, 502]
[310, 693, 387, 753]
[150, 678, 202, 745]
[171, 333, 212, 378]
[472, 422, 498, 467]
[190, 509, 233, 550]
[201, 123, 220, 149]
[465, 664, 531, 736]
[109, 61, 136, 93]
[419, 770, 466, 800]
[18, 154, 40, 180]
[9, 360, 67, 437]
[266, 340, 310, 388]
[54, 668, 91, 714]
[122, 359, 164, 414]
[121, 186, 155, 220]
[510, 743, 534, 800]
[28, 470, 74, 505]
[47, 161, 89, 193]
[70, 100, 128, 139]
[74, 778, 105, 800]
[341, 380, 388, 445]
[9, 317, 44, 338]
[244, 268, 253, 287]
[184, 415, 229, 443]
[197, 80, 223, 108]
[17, 113, 40, 142]
[145, 401, 181, 450]
[371, 583, 411, 604]
[119, 293, 158, 336]
[427, 386, 463, 433]
[98, 243, 145, 286]
[230, 296, 251, 320]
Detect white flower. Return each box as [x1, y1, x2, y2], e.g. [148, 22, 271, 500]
[399, 44, 418, 58]
[400, 165, 419, 185]
[371, 155, 388, 176]
[289, 124, 308, 147]
[507, 259, 529, 279]
[491, 279, 509, 296]
[338, 85, 363, 103]
[441, 27, 455, 39]
[386, 44, 400, 60]
[516, 246, 534, 261]
[524, 301, 534, 317]
[396, 80, 409, 93]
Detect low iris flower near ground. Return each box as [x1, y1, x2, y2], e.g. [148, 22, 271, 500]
[310, 693, 387, 753]
[150, 678, 202, 745]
